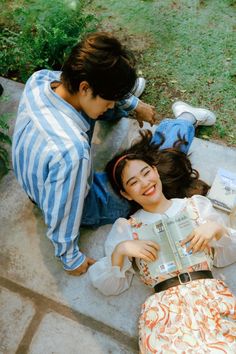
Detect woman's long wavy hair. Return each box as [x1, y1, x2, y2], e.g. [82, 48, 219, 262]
[106, 130, 209, 205]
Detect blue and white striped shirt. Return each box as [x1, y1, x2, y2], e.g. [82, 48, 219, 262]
[12, 70, 138, 270]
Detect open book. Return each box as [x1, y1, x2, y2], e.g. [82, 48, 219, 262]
[207, 168, 236, 213]
[135, 212, 208, 278]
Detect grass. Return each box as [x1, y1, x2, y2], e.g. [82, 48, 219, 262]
[88, 0, 236, 146]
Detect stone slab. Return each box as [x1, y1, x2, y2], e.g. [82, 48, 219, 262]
[29, 312, 137, 354]
[189, 137, 236, 185]
[0, 287, 35, 354]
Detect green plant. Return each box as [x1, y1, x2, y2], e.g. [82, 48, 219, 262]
[0, 0, 97, 82]
[0, 113, 12, 179]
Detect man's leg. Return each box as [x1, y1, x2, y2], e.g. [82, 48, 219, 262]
[81, 172, 132, 226]
[152, 101, 216, 153]
[151, 117, 195, 154]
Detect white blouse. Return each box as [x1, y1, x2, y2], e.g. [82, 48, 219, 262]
[88, 195, 236, 296]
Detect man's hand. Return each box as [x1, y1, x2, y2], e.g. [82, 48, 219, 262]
[66, 257, 96, 276]
[112, 240, 160, 268]
[181, 221, 225, 253]
[134, 100, 158, 128]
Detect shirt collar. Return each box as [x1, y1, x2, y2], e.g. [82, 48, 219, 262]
[44, 71, 90, 133]
[133, 199, 186, 222]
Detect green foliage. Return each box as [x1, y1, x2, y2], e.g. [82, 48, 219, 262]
[90, 0, 236, 145]
[0, 113, 12, 179]
[0, 0, 97, 82]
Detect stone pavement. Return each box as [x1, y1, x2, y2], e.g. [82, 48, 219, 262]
[0, 77, 236, 354]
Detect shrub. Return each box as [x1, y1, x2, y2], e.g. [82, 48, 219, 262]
[0, 113, 12, 179]
[0, 0, 97, 82]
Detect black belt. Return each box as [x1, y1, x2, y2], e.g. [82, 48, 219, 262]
[154, 270, 213, 293]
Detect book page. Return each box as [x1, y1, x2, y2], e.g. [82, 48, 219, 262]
[135, 212, 208, 278]
[136, 220, 178, 277]
[164, 212, 208, 270]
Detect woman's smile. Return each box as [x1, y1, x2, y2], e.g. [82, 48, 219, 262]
[143, 185, 157, 196]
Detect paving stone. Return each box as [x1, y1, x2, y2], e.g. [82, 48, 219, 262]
[0, 287, 35, 354]
[189, 137, 236, 185]
[29, 312, 137, 354]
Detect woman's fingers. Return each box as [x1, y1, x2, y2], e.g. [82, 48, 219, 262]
[182, 230, 208, 252]
[141, 251, 156, 262]
[185, 233, 209, 253]
[199, 240, 208, 252]
[146, 240, 160, 251]
[181, 233, 194, 246]
[141, 243, 159, 261]
[185, 234, 199, 252]
[190, 238, 205, 253]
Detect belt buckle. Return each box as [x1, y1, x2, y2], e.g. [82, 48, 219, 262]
[178, 272, 192, 285]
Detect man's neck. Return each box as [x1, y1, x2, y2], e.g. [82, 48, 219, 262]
[53, 83, 81, 111]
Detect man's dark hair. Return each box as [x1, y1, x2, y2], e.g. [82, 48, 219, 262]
[61, 32, 137, 101]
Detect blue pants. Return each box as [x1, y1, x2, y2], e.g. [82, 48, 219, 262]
[81, 117, 195, 226]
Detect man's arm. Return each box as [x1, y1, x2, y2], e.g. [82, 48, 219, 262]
[117, 96, 158, 127]
[43, 150, 95, 275]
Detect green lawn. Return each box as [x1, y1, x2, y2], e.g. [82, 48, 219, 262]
[88, 0, 236, 146]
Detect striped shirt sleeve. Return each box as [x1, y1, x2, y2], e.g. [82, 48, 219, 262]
[116, 95, 139, 112]
[43, 148, 90, 270]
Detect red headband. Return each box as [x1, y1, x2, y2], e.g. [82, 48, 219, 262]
[112, 154, 134, 187]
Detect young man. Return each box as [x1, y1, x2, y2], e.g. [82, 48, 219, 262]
[12, 32, 216, 275]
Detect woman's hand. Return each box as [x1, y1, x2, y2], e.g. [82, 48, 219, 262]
[134, 101, 158, 127]
[181, 221, 226, 253]
[112, 240, 160, 268]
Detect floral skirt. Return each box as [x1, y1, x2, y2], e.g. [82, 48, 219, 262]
[139, 279, 236, 354]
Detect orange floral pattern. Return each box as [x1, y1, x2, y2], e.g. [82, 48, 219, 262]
[139, 279, 236, 353]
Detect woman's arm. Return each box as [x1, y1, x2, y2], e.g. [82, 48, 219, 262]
[185, 195, 236, 266]
[89, 218, 159, 295]
[181, 220, 228, 253]
[112, 240, 159, 268]
[88, 218, 136, 296]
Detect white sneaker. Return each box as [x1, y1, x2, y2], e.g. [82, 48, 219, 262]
[132, 77, 146, 98]
[172, 101, 216, 126]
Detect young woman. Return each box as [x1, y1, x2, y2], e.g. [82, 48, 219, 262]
[89, 131, 236, 354]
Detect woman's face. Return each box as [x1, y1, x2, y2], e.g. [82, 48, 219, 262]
[120, 159, 163, 207]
